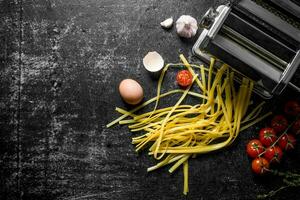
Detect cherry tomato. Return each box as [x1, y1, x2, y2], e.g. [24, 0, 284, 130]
[279, 134, 296, 151]
[251, 157, 270, 175]
[176, 70, 193, 87]
[246, 139, 264, 158]
[271, 115, 288, 133]
[264, 146, 283, 164]
[259, 127, 277, 147]
[292, 119, 300, 135]
[284, 100, 300, 116]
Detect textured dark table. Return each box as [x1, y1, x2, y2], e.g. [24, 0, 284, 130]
[1, 0, 300, 200]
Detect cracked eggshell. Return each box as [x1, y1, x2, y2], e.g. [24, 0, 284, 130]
[176, 15, 198, 38]
[143, 51, 164, 72]
[160, 17, 173, 29]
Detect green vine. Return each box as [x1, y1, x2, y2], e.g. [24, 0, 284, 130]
[257, 170, 300, 199]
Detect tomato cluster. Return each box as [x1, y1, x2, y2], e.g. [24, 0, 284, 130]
[246, 100, 300, 175]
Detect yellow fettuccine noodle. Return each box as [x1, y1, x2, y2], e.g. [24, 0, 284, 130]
[107, 54, 271, 195]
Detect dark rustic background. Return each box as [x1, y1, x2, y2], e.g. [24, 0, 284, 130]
[0, 0, 300, 200]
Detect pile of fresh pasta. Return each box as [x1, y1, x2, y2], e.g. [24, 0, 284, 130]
[107, 54, 271, 195]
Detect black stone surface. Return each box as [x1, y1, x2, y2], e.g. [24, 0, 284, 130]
[0, 0, 299, 200]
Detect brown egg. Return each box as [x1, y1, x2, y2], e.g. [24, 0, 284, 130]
[119, 79, 144, 105]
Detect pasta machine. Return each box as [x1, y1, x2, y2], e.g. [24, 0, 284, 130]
[193, 0, 300, 98]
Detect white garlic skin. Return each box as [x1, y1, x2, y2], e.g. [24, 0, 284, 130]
[160, 17, 173, 29]
[176, 15, 198, 38]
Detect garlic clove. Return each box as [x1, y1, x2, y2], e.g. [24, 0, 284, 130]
[176, 15, 198, 38]
[160, 17, 173, 29]
[143, 51, 164, 72]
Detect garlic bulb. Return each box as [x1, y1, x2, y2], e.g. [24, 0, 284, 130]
[176, 15, 198, 38]
[160, 17, 173, 29]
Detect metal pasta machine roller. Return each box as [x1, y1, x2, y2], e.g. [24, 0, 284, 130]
[193, 0, 300, 98]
